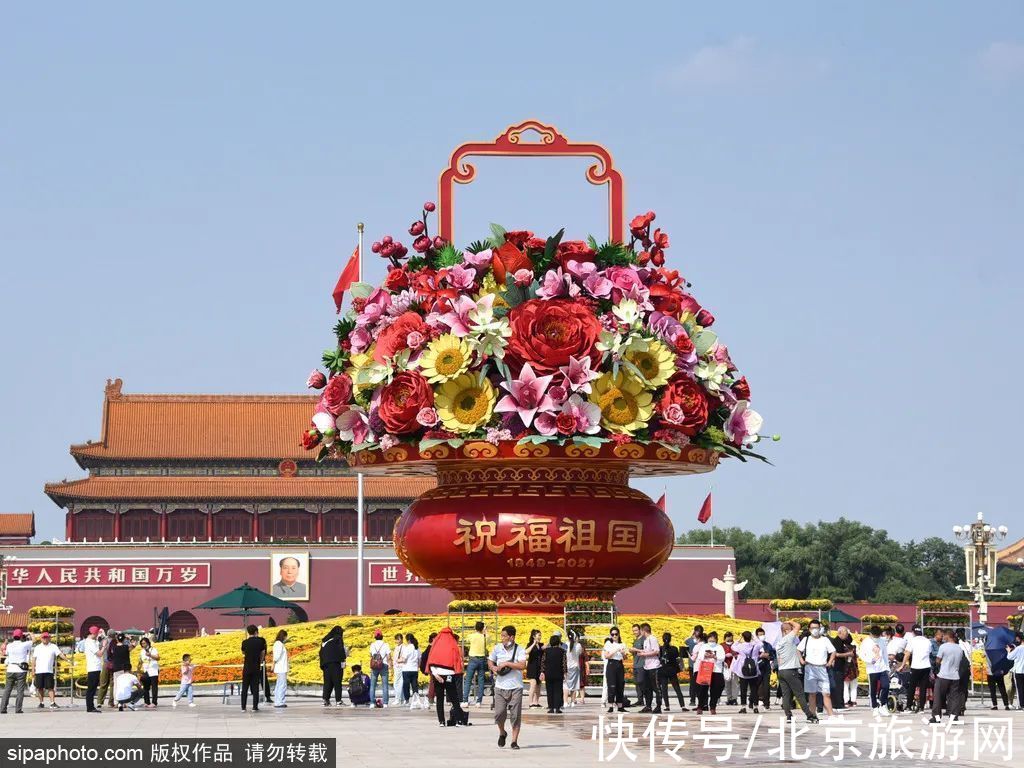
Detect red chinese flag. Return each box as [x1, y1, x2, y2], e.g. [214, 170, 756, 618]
[697, 491, 713, 524]
[656, 493, 666, 512]
[332, 246, 361, 313]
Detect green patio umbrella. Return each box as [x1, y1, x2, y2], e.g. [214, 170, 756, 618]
[195, 582, 295, 627]
[821, 608, 860, 624]
[121, 628, 146, 636]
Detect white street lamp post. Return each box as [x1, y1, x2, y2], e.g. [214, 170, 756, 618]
[952, 512, 1009, 625]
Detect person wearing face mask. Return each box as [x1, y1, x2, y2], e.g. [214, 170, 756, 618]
[691, 631, 726, 715]
[684, 625, 703, 709]
[722, 632, 738, 706]
[797, 620, 836, 718]
[900, 624, 934, 713]
[754, 628, 775, 710]
[1007, 633, 1024, 710]
[775, 621, 816, 723]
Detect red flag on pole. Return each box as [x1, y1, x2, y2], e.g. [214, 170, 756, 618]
[332, 245, 361, 313]
[656, 493, 666, 512]
[697, 491, 712, 524]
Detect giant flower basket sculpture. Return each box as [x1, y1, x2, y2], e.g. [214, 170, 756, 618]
[304, 122, 768, 611]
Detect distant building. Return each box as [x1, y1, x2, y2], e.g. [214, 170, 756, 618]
[0, 513, 34, 545]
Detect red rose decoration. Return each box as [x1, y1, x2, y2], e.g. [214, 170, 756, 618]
[649, 283, 684, 316]
[503, 230, 534, 248]
[732, 376, 751, 400]
[373, 312, 429, 364]
[673, 332, 695, 358]
[384, 267, 410, 292]
[554, 240, 596, 270]
[525, 237, 547, 251]
[491, 242, 533, 285]
[555, 412, 577, 436]
[319, 374, 353, 416]
[656, 374, 709, 437]
[505, 298, 602, 376]
[377, 371, 434, 435]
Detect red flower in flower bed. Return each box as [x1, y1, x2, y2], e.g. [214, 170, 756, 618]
[554, 240, 597, 270]
[505, 298, 603, 376]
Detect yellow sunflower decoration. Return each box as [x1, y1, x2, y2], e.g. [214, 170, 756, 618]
[436, 371, 497, 434]
[590, 370, 654, 434]
[418, 334, 473, 384]
[624, 339, 676, 389]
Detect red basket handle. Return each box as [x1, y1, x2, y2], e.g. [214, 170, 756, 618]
[438, 120, 625, 245]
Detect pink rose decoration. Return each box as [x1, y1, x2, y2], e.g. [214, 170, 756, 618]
[512, 269, 533, 287]
[406, 330, 426, 350]
[416, 407, 440, 427]
[306, 370, 327, 389]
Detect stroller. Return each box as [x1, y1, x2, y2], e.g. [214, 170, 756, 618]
[886, 664, 909, 713]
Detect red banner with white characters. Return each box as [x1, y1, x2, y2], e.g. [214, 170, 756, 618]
[5, 563, 210, 588]
[368, 562, 428, 587]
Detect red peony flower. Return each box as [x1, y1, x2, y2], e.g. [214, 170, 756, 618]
[505, 298, 603, 376]
[491, 241, 533, 285]
[377, 371, 434, 435]
[732, 376, 751, 401]
[503, 230, 534, 248]
[554, 240, 596, 270]
[319, 374, 354, 416]
[373, 312, 429, 364]
[384, 267, 410, 292]
[525, 237, 547, 251]
[656, 374, 709, 437]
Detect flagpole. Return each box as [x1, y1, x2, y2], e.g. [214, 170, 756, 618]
[709, 484, 715, 548]
[356, 222, 365, 616]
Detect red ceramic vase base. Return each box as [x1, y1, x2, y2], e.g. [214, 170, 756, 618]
[393, 461, 675, 613]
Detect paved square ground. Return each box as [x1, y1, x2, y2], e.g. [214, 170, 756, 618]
[0, 692, 1021, 767]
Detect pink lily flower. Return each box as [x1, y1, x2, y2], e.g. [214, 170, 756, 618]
[559, 355, 601, 395]
[494, 363, 556, 428]
[447, 264, 476, 291]
[537, 268, 569, 300]
[439, 294, 481, 337]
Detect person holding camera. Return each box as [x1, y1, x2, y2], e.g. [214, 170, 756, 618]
[1, 628, 33, 714]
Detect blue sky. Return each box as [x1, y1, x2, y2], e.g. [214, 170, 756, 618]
[3, 3, 1022, 543]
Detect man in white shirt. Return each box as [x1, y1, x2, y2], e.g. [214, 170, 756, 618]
[797, 620, 836, 717]
[82, 626, 104, 713]
[1, 629, 33, 714]
[633, 623, 663, 714]
[367, 631, 391, 707]
[489, 625, 528, 750]
[858, 625, 890, 714]
[31, 633, 67, 710]
[900, 625, 934, 713]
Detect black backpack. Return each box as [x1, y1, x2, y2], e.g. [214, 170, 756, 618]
[742, 654, 757, 678]
[348, 674, 367, 699]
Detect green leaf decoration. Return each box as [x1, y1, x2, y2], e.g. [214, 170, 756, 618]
[503, 282, 528, 307]
[571, 435, 606, 449]
[517, 434, 557, 445]
[489, 223, 507, 247]
[322, 348, 347, 375]
[586, 234, 599, 250]
[350, 281, 373, 300]
[654, 441, 682, 455]
[405, 256, 427, 272]
[466, 240, 490, 255]
[694, 330, 718, 356]
[543, 228, 565, 263]
[435, 243, 464, 268]
[594, 240, 636, 268]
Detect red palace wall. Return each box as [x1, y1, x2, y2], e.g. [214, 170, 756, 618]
[2, 544, 735, 635]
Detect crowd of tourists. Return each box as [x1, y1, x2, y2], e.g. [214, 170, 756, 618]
[3, 618, 1024, 749]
